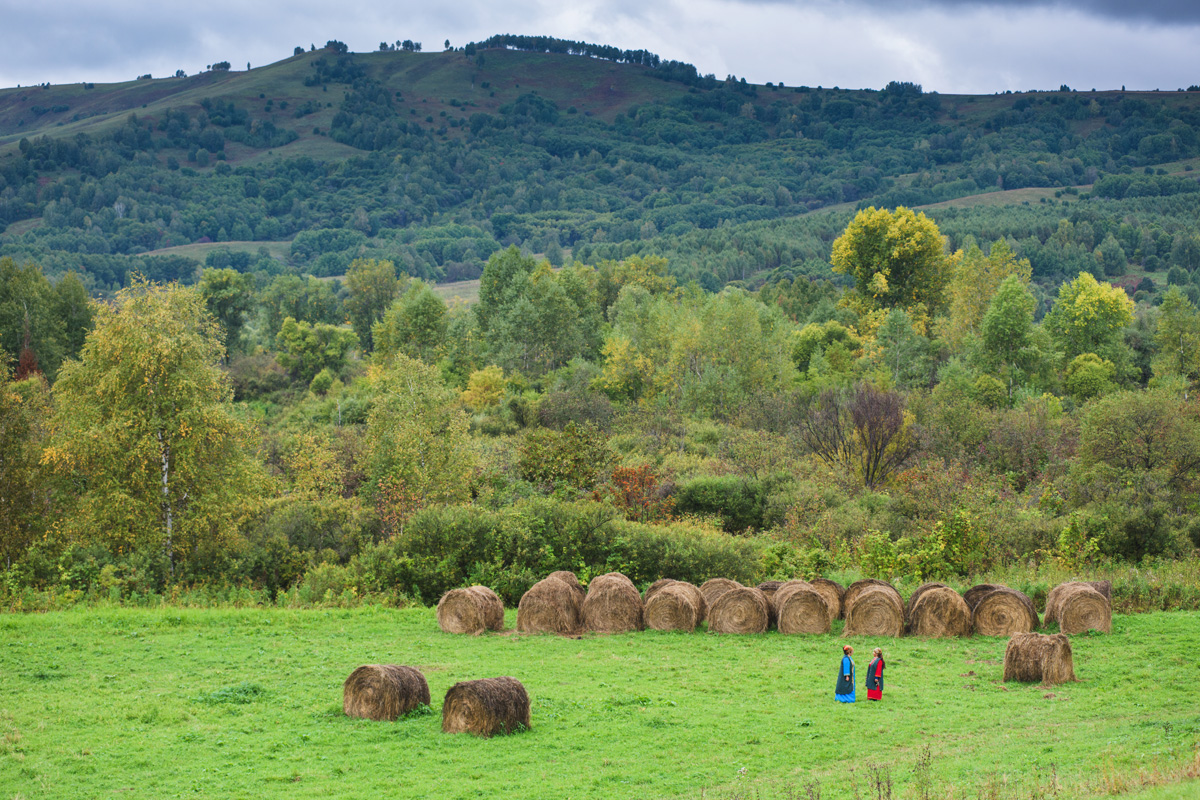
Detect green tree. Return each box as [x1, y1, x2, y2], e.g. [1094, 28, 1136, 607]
[372, 280, 448, 364]
[260, 275, 340, 339]
[362, 353, 475, 506]
[275, 317, 359, 383]
[0, 259, 93, 382]
[979, 274, 1041, 396]
[941, 239, 1032, 349]
[197, 268, 254, 357]
[476, 246, 535, 334]
[1151, 286, 1200, 393]
[43, 280, 264, 576]
[872, 308, 930, 390]
[0, 365, 51, 567]
[344, 259, 400, 352]
[830, 206, 960, 324]
[1043, 271, 1134, 372]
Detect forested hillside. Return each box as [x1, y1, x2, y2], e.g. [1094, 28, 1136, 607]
[2, 38, 1200, 608]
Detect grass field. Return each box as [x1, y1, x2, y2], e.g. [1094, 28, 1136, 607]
[1, 608, 1196, 800]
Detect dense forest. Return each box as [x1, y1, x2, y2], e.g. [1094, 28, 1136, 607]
[2, 39, 1200, 608]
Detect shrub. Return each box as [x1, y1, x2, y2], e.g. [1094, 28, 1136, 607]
[516, 422, 614, 491]
[673, 475, 767, 533]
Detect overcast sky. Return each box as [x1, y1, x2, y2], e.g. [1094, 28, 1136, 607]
[1, 0, 1195, 94]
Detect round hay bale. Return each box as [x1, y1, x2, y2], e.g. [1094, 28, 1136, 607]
[1003, 632, 1076, 685]
[708, 586, 769, 634]
[343, 664, 430, 721]
[972, 588, 1038, 636]
[963, 583, 1002, 611]
[809, 578, 845, 620]
[643, 578, 677, 604]
[583, 573, 644, 633]
[907, 586, 971, 638]
[843, 579, 903, 618]
[774, 581, 831, 634]
[517, 576, 583, 635]
[645, 583, 701, 631]
[547, 570, 586, 597]
[441, 676, 531, 737]
[1086, 579, 1112, 603]
[843, 584, 904, 637]
[1046, 583, 1111, 634]
[904, 582, 949, 620]
[436, 586, 504, 634]
[699, 578, 742, 610]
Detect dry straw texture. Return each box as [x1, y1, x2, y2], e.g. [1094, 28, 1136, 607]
[441, 676, 531, 737]
[699, 578, 742, 610]
[643, 578, 677, 605]
[436, 586, 504, 634]
[343, 664, 430, 721]
[644, 582, 702, 632]
[1086, 579, 1113, 603]
[972, 588, 1039, 636]
[1003, 632, 1076, 685]
[583, 572, 644, 633]
[708, 586, 770, 634]
[809, 578, 845, 620]
[1045, 582, 1112, 634]
[963, 583, 1002, 611]
[843, 579, 903, 619]
[907, 586, 972, 638]
[773, 580, 832, 634]
[843, 584, 904, 637]
[547, 570, 586, 598]
[904, 582, 949, 620]
[517, 576, 583, 635]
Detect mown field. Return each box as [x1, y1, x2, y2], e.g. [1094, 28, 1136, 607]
[1, 608, 1197, 800]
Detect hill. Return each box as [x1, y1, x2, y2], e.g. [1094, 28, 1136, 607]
[3, 39, 1200, 291]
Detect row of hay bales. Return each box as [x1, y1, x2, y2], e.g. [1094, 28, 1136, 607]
[436, 574, 1112, 637]
[343, 665, 530, 736]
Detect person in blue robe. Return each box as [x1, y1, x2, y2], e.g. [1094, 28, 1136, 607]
[835, 644, 855, 703]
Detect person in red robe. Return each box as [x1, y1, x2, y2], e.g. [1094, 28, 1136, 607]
[866, 647, 885, 701]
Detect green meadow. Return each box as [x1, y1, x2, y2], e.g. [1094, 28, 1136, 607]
[1, 608, 1196, 799]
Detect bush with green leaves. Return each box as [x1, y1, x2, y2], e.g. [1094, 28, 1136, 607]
[673, 475, 767, 533]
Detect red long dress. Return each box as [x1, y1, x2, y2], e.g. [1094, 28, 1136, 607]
[866, 657, 884, 701]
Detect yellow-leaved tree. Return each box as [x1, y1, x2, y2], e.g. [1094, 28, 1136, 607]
[42, 278, 265, 577]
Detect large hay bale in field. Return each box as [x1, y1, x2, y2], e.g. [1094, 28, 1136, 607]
[1086, 580, 1112, 603]
[643, 578, 677, 604]
[436, 586, 504, 634]
[583, 572, 644, 633]
[963, 583, 1002, 611]
[708, 586, 770, 634]
[343, 665, 430, 721]
[907, 586, 971, 638]
[809, 578, 845, 620]
[1003, 633, 1076, 685]
[517, 576, 583, 635]
[843, 579, 903, 618]
[972, 588, 1038, 636]
[774, 581, 831, 634]
[645, 582, 702, 632]
[904, 582, 949, 620]
[441, 676, 531, 737]
[548, 570, 586, 598]
[1045, 583, 1111, 634]
[700, 578, 742, 610]
[843, 585, 904, 637]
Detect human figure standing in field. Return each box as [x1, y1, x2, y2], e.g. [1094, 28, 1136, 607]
[835, 644, 855, 703]
[866, 647, 885, 701]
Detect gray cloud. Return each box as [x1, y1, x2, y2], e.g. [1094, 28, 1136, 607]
[0, 0, 1196, 94]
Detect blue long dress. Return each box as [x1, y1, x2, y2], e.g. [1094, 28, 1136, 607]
[835, 654, 855, 703]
